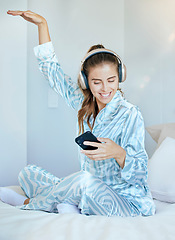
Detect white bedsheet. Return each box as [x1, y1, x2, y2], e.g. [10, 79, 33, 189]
[0, 186, 175, 240]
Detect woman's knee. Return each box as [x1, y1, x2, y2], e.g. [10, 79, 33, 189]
[18, 165, 38, 184]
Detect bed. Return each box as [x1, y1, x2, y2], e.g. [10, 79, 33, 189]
[0, 190, 175, 240]
[1, 124, 175, 240]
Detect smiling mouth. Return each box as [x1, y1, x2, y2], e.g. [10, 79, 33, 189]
[99, 92, 112, 98]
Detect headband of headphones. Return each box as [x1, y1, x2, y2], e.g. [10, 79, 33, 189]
[79, 48, 127, 90]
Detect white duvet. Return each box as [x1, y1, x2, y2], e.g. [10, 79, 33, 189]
[0, 186, 175, 240]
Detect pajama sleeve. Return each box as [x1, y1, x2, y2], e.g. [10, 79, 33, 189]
[34, 41, 83, 110]
[120, 106, 148, 187]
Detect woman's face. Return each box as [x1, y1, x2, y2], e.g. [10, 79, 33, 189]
[88, 62, 119, 112]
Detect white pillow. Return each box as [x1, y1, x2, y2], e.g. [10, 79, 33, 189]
[146, 123, 175, 148]
[148, 137, 175, 203]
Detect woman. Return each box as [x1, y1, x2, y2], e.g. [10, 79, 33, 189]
[0, 10, 155, 217]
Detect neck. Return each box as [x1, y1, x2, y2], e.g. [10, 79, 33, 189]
[96, 101, 106, 113]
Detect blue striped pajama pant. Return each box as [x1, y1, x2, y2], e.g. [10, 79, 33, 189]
[18, 165, 140, 217]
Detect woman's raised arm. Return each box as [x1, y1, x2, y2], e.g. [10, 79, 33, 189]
[7, 10, 83, 110]
[7, 10, 51, 45]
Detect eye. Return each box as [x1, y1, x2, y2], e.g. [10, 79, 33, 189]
[108, 80, 115, 83]
[94, 81, 101, 84]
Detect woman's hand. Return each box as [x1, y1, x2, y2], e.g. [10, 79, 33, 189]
[7, 10, 46, 25]
[7, 10, 51, 44]
[81, 137, 126, 168]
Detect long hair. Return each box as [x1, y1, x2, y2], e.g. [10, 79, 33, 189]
[77, 44, 122, 134]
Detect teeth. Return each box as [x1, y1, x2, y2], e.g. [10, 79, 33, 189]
[100, 93, 110, 97]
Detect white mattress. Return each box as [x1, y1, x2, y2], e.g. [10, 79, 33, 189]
[0, 186, 175, 240]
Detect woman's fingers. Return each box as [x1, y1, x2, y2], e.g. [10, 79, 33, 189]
[22, 11, 35, 17]
[97, 137, 110, 143]
[83, 141, 102, 148]
[81, 149, 99, 155]
[7, 10, 24, 16]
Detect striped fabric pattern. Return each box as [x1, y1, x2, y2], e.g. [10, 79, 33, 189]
[18, 165, 140, 217]
[17, 42, 156, 216]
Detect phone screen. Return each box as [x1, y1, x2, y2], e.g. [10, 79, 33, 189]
[75, 131, 101, 150]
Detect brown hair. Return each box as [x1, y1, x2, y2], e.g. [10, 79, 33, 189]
[77, 44, 122, 134]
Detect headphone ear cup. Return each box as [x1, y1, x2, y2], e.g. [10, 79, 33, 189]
[78, 71, 88, 89]
[118, 64, 122, 83]
[119, 63, 127, 82]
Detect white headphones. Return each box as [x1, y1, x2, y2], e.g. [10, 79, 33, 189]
[78, 48, 127, 90]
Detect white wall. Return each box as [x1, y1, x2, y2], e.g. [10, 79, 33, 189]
[123, 0, 175, 156]
[0, 0, 175, 185]
[0, 0, 27, 186]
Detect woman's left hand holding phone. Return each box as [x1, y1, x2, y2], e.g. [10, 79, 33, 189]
[7, 10, 51, 45]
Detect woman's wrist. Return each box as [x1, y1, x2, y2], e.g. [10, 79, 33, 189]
[114, 147, 126, 169]
[37, 18, 47, 27]
[38, 20, 51, 45]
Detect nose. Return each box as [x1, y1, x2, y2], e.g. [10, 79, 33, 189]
[101, 81, 108, 91]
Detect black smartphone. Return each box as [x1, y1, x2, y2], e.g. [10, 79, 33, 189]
[75, 131, 101, 150]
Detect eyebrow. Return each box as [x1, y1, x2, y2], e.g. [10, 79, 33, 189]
[91, 76, 117, 81]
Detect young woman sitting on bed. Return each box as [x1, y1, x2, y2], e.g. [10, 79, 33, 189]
[0, 10, 156, 217]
